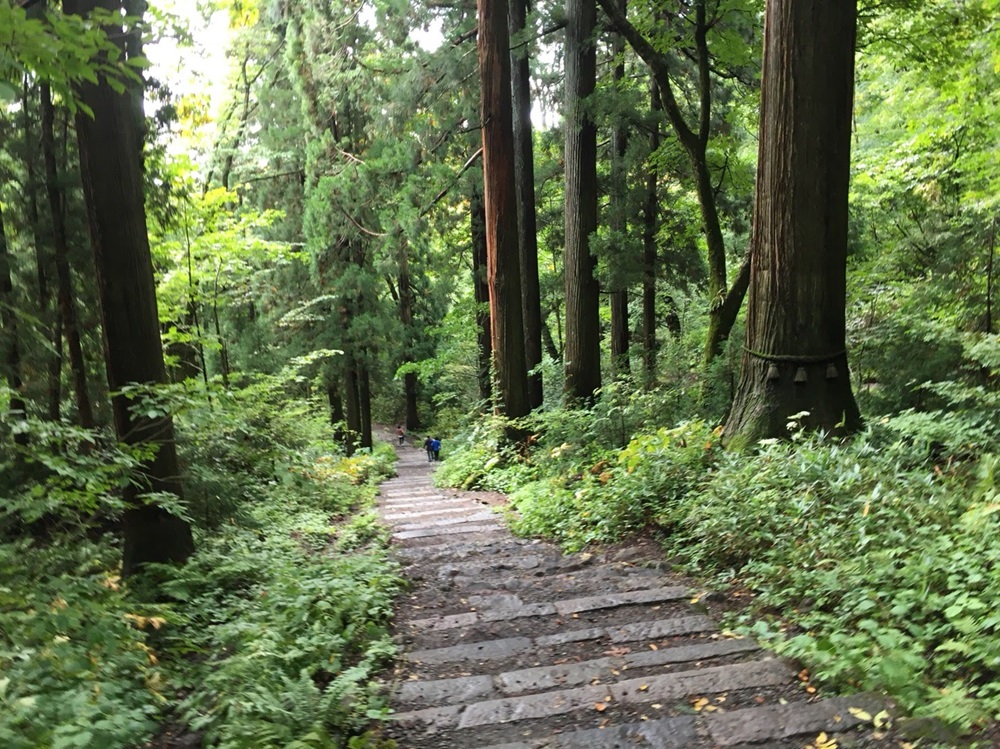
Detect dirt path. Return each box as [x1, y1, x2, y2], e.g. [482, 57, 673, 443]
[378, 444, 893, 748]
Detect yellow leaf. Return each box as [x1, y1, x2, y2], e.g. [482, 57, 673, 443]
[848, 707, 872, 722]
[638, 684, 649, 692]
[594, 702, 607, 712]
[649, 643, 658, 651]
[862, 501, 870, 517]
[692, 697, 710, 711]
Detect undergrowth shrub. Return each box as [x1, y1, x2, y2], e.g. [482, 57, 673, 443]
[0, 371, 403, 749]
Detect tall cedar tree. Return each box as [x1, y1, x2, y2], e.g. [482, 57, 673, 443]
[564, 0, 602, 402]
[641, 77, 660, 387]
[478, 0, 531, 421]
[471, 182, 494, 404]
[608, 4, 629, 379]
[65, 0, 194, 574]
[725, 0, 862, 443]
[508, 0, 543, 409]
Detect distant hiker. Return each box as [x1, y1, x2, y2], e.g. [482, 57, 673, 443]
[424, 436, 434, 462]
[431, 437, 441, 461]
[397, 425, 405, 445]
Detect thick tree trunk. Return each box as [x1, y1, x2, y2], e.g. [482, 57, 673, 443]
[641, 78, 659, 388]
[564, 0, 602, 403]
[478, 0, 531, 422]
[22, 80, 61, 420]
[397, 241, 420, 429]
[725, 0, 862, 445]
[326, 378, 346, 444]
[609, 9, 630, 379]
[471, 185, 493, 405]
[0, 203, 29, 445]
[344, 364, 361, 457]
[508, 0, 543, 409]
[41, 83, 95, 429]
[67, 0, 194, 575]
[358, 361, 373, 449]
[542, 317, 561, 363]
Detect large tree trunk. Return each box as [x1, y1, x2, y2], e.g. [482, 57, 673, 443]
[609, 7, 630, 380]
[358, 360, 373, 449]
[344, 364, 361, 457]
[508, 0, 543, 409]
[725, 0, 862, 444]
[0, 202, 29, 445]
[478, 0, 531, 423]
[41, 83, 96, 429]
[326, 377, 346, 444]
[67, 0, 194, 575]
[564, 0, 602, 403]
[397, 240, 420, 430]
[471, 183, 493, 405]
[641, 77, 659, 388]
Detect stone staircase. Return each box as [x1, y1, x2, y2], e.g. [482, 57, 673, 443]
[379, 446, 890, 748]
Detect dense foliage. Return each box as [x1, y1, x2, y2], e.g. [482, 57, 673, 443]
[1, 0, 998, 744]
[0, 379, 401, 749]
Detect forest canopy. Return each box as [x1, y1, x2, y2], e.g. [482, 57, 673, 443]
[1, 0, 998, 745]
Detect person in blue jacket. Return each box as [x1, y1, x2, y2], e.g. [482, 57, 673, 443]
[430, 437, 441, 461]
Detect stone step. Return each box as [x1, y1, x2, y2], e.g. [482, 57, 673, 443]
[383, 506, 484, 521]
[394, 510, 499, 532]
[396, 637, 760, 707]
[406, 586, 692, 631]
[393, 522, 504, 541]
[392, 658, 793, 732]
[406, 614, 716, 666]
[475, 694, 886, 748]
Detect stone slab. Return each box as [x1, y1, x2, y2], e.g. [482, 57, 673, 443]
[706, 693, 887, 746]
[610, 615, 716, 642]
[552, 586, 689, 615]
[396, 674, 495, 706]
[383, 507, 478, 521]
[392, 658, 792, 730]
[394, 510, 498, 532]
[394, 522, 503, 540]
[547, 715, 698, 748]
[407, 637, 534, 665]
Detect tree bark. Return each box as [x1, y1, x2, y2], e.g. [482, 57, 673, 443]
[344, 364, 361, 456]
[41, 83, 96, 429]
[0, 202, 29, 445]
[508, 0, 543, 409]
[725, 0, 862, 445]
[478, 0, 531, 423]
[471, 183, 493, 405]
[66, 0, 194, 575]
[641, 77, 659, 388]
[609, 6, 630, 379]
[564, 0, 602, 403]
[358, 360, 373, 449]
[397, 239, 420, 429]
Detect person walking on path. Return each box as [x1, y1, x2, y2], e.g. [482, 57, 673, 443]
[397, 425, 405, 446]
[423, 436, 434, 462]
[430, 437, 441, 461]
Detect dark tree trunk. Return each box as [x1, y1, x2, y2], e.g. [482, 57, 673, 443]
[0, 203, 29, 445]
[478, 0, 531, 422]
[641, 78, 659, 388]
[564, 0, 602, 403]
[358, 360, 373, 449]
[471, 184, 493, 405]
[22, 79, 61, 420]
[326, 378, 345, 439]
[397, 240, 420, 429]
[41, 83, 96, 429]
[508, 0, 543, 409]
[609, 7, 630, 379]
[67, 0, 194, 575]
[344, 364, 361, 457]
[725, 0, 862, 445]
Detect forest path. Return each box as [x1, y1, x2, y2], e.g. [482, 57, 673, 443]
[378, 441, 893, 749]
